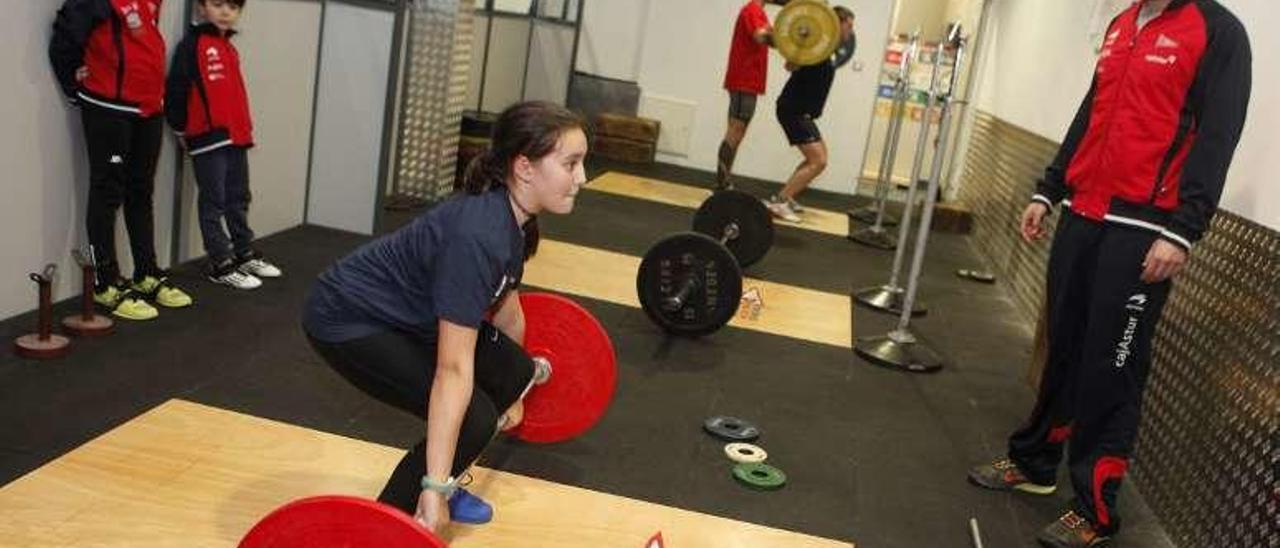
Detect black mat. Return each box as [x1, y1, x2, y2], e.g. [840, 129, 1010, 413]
[0, 162, 1175, 547]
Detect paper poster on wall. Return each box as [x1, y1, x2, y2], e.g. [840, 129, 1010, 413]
[863, 35, 958, 186]
[875, 36, 956, 111]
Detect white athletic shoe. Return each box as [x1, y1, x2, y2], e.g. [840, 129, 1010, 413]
[238, 258, 283, 278]
[211, 269, 262, 290]
[766, 198, 802, 223]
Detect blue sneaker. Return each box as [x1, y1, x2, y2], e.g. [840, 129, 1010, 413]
[448, 487, 493, 524]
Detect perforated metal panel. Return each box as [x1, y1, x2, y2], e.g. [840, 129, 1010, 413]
[392, 0, 476, 202]
[957, 110, 1280, 548]
[955, 111, 1059, 324]
[1135, 212, 1280, 548]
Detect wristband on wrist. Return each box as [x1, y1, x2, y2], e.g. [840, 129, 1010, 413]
[420, 475, 458, 497]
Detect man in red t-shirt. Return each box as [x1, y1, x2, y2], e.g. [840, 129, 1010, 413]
[716, 0, 777, 190]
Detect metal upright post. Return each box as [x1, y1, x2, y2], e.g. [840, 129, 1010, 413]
[855, 23, 967, 373]
[564, 0, 586, 105]
[852, 39, 947, 316]
[848, 31, 921, 249]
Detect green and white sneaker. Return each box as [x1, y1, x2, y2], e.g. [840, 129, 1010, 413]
[967, 457, 1057, 495]
[95, 285, 159, 321]
[132, 275, 194, 308]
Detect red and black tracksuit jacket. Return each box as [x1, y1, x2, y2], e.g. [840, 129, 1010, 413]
[165, 24, 254, 156]
[1034, 0, 1251, 251]
[49, 0, 167, 116]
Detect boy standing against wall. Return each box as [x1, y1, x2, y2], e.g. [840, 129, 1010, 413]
[50, 0, 195, 319]
[166, 0, 281, 289]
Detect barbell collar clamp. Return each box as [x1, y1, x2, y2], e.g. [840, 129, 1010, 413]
[662, 274, 701, 311]
[532, 356, 552, 385]
[721, 223, 740, 245]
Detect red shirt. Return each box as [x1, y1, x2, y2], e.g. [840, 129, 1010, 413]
[166, 24, 254, 154]
[1036, 0, 1252, 249]
[723, 1, 770, 95]
[51, 0, 168, 116]
[190, 29, 253, 147]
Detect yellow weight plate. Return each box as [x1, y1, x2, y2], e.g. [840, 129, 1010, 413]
[774, 0, 840, 66]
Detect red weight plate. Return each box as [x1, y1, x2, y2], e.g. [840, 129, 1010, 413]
[514, 292, 617, 443]
[239, 496, 446, 548]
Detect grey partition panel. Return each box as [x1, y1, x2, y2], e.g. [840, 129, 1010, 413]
[492, 0, 531, 13]
[481, 17, 532, 113]
[956, 110, 1280, 548]
[538, 0, 567, 18]
[523, 20, 575, 104]
[465, 12, 490, 112]
[306, 2, 396, 235]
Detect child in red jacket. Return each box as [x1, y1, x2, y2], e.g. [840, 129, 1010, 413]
[166, 0, 281, 289]
[50, 0, 195, 320]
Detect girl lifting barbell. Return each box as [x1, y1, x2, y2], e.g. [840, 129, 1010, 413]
[301, 101, 589, 534]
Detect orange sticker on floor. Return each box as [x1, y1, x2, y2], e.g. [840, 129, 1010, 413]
[738, 287, 764, 321]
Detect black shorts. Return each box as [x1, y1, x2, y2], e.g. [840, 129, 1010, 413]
[777, 110, 822, 145]
[728, 91, 758, 123]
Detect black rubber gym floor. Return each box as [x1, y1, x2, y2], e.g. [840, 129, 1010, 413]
[0, 161, 1175, 547]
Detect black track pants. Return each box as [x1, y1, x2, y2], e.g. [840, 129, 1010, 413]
[1008, 211, 1172, 533]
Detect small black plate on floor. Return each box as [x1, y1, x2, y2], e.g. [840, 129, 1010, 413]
[703, 415, 760, 442]
[956, 269, 997, 284]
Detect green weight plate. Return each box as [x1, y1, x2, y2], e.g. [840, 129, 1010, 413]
[732, 462, 787, 490]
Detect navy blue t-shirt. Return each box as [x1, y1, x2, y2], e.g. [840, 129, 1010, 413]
[303, 187, 525, 343]
[778, 59, 837, 118]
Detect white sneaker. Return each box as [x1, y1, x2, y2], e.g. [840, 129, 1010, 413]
[238, 258, 283, 278]
[767, 200, 802, 223]
[211, 269, 262, 290]
[786, 197, 805, 213]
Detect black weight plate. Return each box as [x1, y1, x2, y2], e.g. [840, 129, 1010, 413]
[702, 415, 760, 442]
[693, 190, 774, 268]
[637, 232, 743, 337]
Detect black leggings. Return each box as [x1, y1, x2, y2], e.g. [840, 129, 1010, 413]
[307, 322, 534, 513]
[80, 106, 163, 287]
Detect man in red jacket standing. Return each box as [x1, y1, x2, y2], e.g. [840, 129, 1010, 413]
[715, 0, 776, 191]
[50, 0, 194, 320]
[966, 1, 1252, 546]
[167, 0, 282, 290]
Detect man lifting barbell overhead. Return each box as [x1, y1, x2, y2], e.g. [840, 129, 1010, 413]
[716, 0, 780, 191]
[768, 5, 856, 223]
[301, 101, 608, 535]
